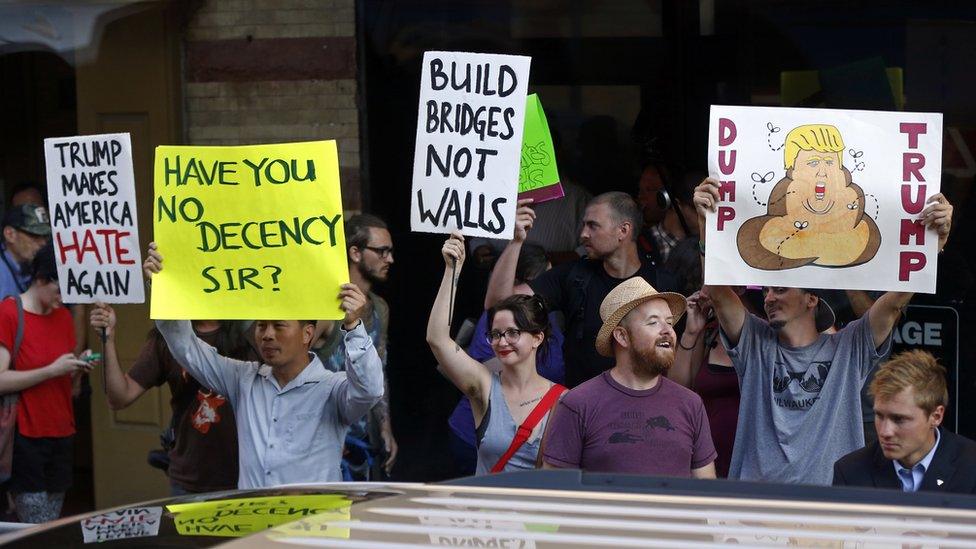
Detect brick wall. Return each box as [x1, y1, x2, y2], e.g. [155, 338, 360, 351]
[183, 0, 362, 210]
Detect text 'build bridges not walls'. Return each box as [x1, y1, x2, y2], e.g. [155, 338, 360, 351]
[151, 140, 349, 320]
[411, 51, 532, 238]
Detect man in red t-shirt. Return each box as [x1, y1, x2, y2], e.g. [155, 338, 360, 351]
[0, 243, 91, 523]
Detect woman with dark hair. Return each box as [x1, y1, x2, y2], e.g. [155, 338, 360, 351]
[447, 244, 565, 475]
[0, 242, 91, 522]
[428, 234, 565, 474]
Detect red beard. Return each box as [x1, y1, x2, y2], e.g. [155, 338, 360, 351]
[629, 337, 675, 378]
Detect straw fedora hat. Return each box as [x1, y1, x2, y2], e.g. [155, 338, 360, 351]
[595, 277, 687, 357]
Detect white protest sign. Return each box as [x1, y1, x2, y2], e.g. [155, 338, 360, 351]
[410, 51, 531, 238]
[80, 506, 163, 543]
[705, 106, 943, 293]
[44, 133, 145, 303]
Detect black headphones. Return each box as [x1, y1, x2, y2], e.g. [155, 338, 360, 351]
[655, 173, 692, 236]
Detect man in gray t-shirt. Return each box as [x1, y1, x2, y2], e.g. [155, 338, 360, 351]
[693, 178, 954, 485]
[720, 309, 889, 484]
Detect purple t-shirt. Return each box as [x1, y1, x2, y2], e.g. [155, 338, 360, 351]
[543, 372, 716, 476]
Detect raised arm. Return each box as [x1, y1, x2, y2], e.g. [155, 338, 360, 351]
[867, 193, 952, 348]
[144, 242, 245, 400]
[90, 302, 146, 410]
[845, 290, 875, 318]
[154, 320, 242, 399]
[484, 199, 536, 309]
[426, 233, 492, 406]
[670, 291, 710, 388]
[334, 283, 385, 425]
[694, 178, 747, 345]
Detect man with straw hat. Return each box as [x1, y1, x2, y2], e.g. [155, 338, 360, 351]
[484, 192, 680, 389]
[693, 178, 954, 486]
[541, 277, 717, 477]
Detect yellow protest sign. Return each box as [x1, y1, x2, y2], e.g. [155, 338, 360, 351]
[166, 494, 351, 538]
[152, 141, 347, 319]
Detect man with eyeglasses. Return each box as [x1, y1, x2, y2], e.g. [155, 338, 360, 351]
[693, 178, 954, 485]
[312, 213, 397, 479]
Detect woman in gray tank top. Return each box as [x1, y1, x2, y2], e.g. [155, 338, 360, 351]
[428, 234, 563, 474]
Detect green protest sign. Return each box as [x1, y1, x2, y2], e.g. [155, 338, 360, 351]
[518, 94, 563, 202]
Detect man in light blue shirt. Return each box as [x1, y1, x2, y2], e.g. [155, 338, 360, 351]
[894, 428, 939, 492]
[834, 350, 976, 494]
[144, 243, 385, 488]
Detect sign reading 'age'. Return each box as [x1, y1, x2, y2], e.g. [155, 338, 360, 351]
[411, 51, 531, 238]
[44, 133, 144, 303]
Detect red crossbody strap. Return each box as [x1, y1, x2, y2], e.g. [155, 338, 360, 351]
[490, 383, 567, 473]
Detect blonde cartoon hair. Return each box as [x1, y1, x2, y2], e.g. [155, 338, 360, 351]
[783, 124, 845, 170]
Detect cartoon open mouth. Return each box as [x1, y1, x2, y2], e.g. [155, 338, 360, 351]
[803, 199, 834, 215]
[815, 182, 826, 200]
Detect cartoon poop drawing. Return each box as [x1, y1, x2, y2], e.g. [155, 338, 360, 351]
[737, 124, 881, 270]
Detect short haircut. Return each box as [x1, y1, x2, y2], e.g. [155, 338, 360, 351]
[784, 124, 845, 170]
[869, 350, 948, 414]
[590, 191, 642, 240]
[345, 214, 388, 252]
[28, 241, 57, 284]
[301, 320, 317, 327]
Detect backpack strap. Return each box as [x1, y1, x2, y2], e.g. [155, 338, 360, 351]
[10, 295, 23, 371]
[490, 384, 567, 473]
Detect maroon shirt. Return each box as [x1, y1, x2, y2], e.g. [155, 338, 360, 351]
[694, 362, 739, 478]
[543, 372, 716, 476]
[128, 323, 257, 492]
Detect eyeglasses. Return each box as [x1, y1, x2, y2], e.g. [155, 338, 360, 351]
[364, 246, 394, 259]
[486, 328, 522, 345]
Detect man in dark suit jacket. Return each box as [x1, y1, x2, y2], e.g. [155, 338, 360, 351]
[833, 350, 976, 493]
[834, 427, 976, 493]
